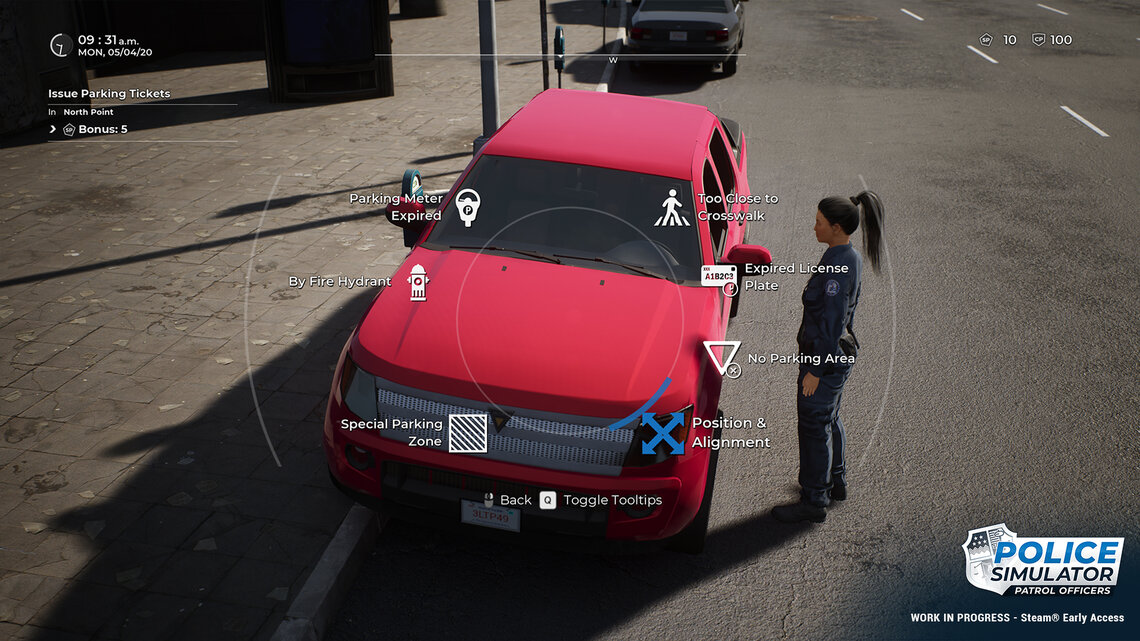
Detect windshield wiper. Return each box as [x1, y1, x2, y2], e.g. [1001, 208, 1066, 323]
[448, 245, 562, 264]
[552, 254, 674, 282]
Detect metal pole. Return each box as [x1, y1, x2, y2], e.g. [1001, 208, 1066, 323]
[475, 0, 500, 153]
[540, 0, 550, 91]
[602, 1, 607, 49]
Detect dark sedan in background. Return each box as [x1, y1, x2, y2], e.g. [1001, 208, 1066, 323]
[627, 0, 746, 74]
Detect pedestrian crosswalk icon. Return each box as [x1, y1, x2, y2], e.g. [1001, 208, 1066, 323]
[654, 189, 690, 227]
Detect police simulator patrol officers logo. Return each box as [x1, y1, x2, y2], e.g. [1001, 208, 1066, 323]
[962, 523, 1124, 596]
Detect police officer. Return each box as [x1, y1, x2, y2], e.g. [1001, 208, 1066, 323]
[772, 192, 884, 523]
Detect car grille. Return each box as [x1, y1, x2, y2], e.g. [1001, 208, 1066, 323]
[374, 379, 634, 476]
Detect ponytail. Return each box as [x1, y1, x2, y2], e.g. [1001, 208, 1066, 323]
[852, 191, 884, 273]
[819, 192, 885, 273]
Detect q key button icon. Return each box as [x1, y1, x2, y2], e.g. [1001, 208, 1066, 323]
[539, 491, 557, 510]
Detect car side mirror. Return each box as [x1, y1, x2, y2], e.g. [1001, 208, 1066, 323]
[725, 243, 772, 266]
[385, 197, 429, 247]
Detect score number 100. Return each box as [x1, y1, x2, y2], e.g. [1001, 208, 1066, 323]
[1002, 34, 1073, 45]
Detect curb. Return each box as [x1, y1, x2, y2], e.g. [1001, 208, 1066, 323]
[270, 187, 444, 640]
[595, 0, 627, 93]
[270, 505, 387, 641]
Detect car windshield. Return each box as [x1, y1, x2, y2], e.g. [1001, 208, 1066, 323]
[423, 155, 702, 283]
[639, 0, 728, 13]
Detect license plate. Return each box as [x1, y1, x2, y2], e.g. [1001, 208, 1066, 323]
[670, 31, 687, 41]
[460, 500, 520, 532]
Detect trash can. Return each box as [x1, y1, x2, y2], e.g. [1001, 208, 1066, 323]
[263, 0, 394, 101]
[401, 0, 446, 18]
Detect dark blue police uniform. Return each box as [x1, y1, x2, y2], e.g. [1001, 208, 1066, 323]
[796, 242, 862, 507]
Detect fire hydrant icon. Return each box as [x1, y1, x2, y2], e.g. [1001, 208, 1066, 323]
[408, 264, 429, 302]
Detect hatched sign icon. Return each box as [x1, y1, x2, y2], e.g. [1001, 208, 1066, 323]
[448, 414, 488, 453]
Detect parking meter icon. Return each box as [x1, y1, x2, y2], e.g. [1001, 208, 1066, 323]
[979, 33, 993, 47]
[456, 189, 481, 228]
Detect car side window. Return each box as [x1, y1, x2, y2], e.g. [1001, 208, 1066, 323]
[702, 160, 727, 256]
[709, 129, 736, 198]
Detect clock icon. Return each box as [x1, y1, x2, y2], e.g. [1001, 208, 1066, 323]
[50, 33, 74, 57]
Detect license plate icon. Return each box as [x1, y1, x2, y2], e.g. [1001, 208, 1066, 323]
[701, 264, 737, 287]
[460, 500, 521, 532]
[670, 31, 687, 42]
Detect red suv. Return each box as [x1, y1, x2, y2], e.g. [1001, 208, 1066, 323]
[324, 89, 771, 552]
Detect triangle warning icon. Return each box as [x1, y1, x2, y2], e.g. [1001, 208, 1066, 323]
[703, 341, 741, 376]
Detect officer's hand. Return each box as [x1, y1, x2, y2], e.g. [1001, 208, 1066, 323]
[802, 373, 819, 397]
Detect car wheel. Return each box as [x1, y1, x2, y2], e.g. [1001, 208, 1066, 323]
[667, 422, 721, 554]
[724, 50, 739, 76]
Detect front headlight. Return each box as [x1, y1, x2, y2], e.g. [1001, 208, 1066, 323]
[622, 405, 693, 467]
[339, 355, 378, 420]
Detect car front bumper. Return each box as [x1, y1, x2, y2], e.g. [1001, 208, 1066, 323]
[324, 388, 708, 544]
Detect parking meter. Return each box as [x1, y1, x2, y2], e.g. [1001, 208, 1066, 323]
[401, 168, 423, 200]
[391, 168, 427, 246]
[554, 26, 565, 87]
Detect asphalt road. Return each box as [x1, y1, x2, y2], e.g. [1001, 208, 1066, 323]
[330, 2, 1140, 640]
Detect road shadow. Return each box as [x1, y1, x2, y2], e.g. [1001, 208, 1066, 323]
[329, 512, 812, 640]
[211, 168, 461, 219]
[615, 61, 717, 96]
[21, 289, 377, 640]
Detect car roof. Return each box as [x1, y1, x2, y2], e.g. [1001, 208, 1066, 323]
[480, 89, 716, 180]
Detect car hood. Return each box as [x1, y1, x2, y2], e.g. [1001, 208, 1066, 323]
[353, 248, 716, 418]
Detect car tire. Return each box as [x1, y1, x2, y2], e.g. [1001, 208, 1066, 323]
[667, 422, 721, 554]
[724, 50, 739, 76]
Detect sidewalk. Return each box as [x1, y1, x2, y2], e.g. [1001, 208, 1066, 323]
[0, 2, 620, 639]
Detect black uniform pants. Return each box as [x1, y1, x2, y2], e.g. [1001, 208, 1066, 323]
[796, 362, 854, 507]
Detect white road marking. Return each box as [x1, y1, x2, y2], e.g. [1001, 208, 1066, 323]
[900, 8, 924, 21]
[967, 45, 999, 64]
[1037, 3, 1069, 15]
[1060, 106, 1110, 137]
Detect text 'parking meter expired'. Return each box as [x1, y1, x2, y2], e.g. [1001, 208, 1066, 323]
[554, 26, 565, 88]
